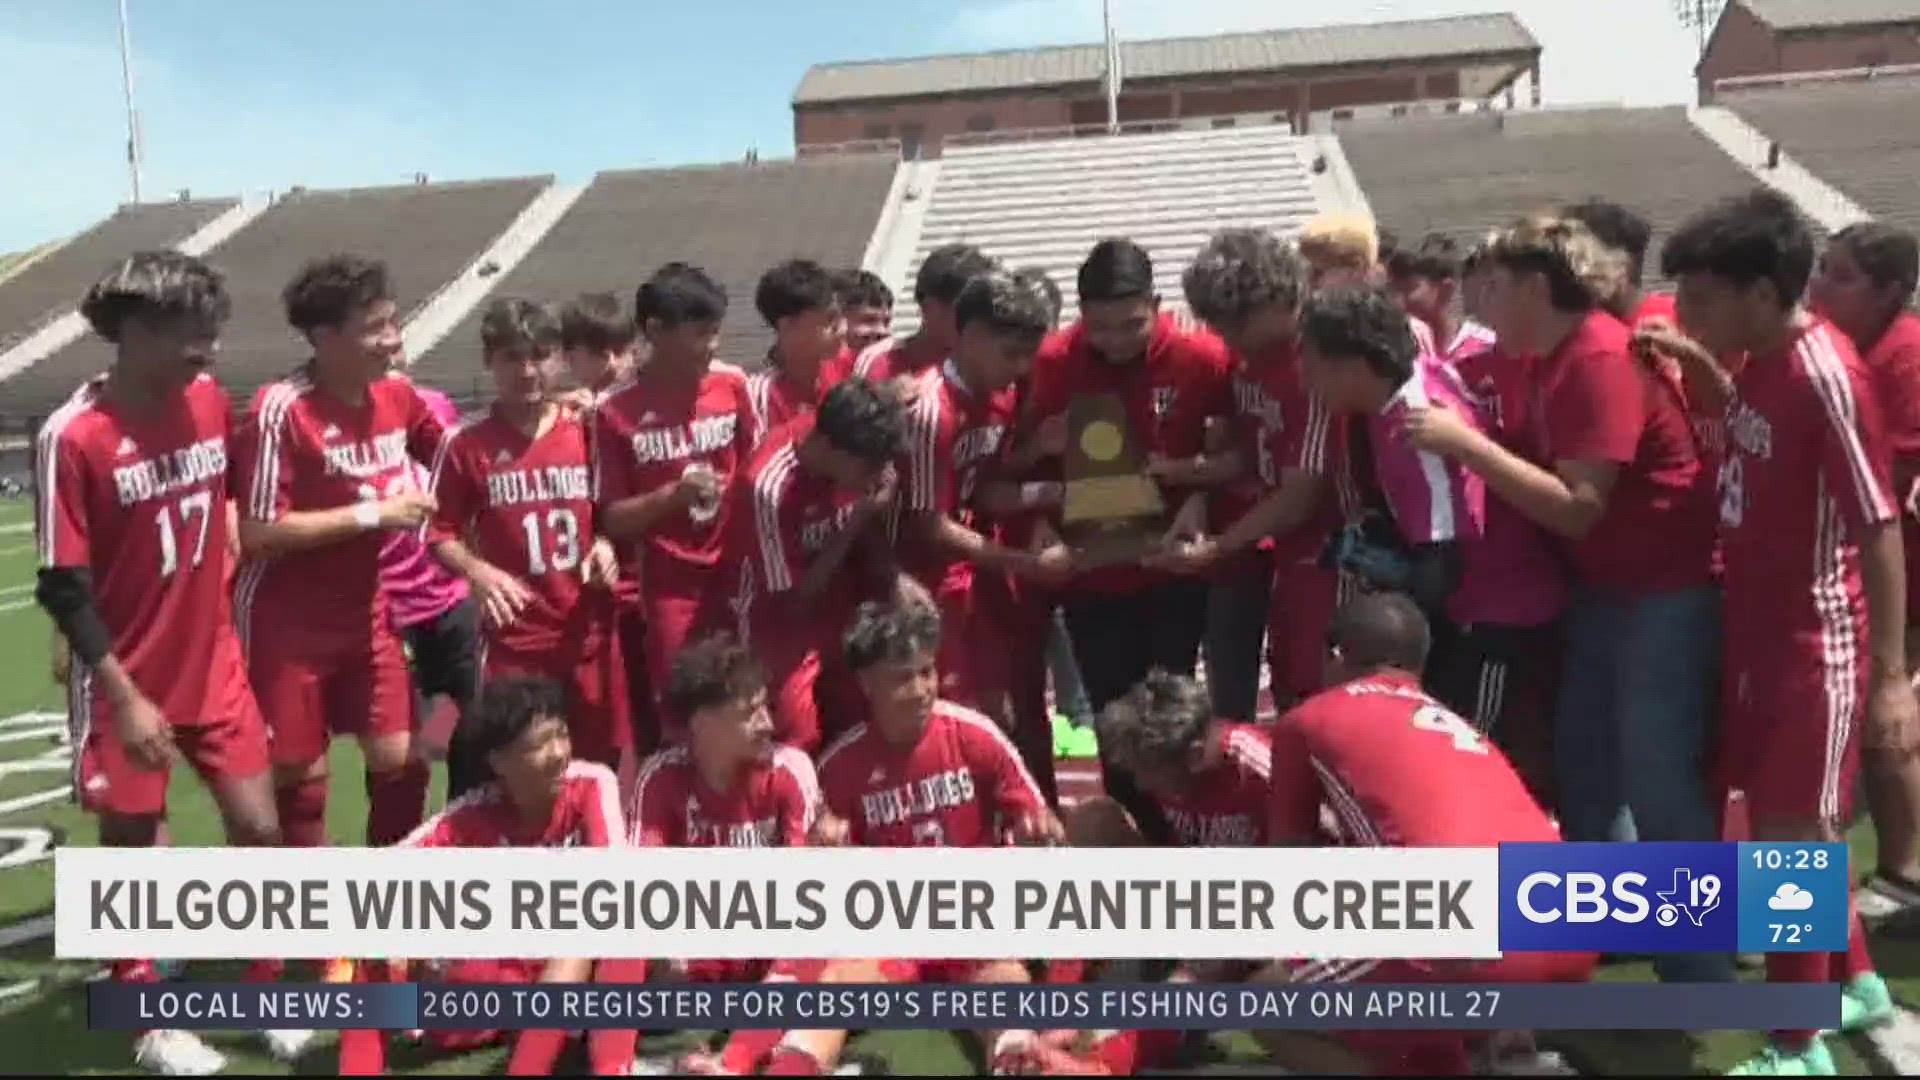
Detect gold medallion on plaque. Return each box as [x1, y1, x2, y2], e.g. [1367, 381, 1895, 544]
[1060, 392, 1167, 565]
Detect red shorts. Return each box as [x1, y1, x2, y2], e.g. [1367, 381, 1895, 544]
[877, 958, 999, 983]
[69, 666, 270, 816]
[1268, 562, 1343, 708]
[484, 636, 631, 767]
[614, 599, 659, 752]
[765, 648, 825, 753]
[935, 579, 1010, 717]
[641, 590, 726, 689]
[1720, 645, 1864, 824]
[246, 622, 412, 766]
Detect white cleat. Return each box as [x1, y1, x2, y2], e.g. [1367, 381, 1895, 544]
[133, 1029, 228, 1076]
[625, 1055, 680, 1075]
[260, 1027, 316, 1063]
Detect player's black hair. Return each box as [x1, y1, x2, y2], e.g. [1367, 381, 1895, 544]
[1095, 669, 1212, 773]
[1830, 221, 1920, 301]
[842, 597, 943, 673]
[635, 262, 728, 329]
[953, 269, 1053, 344]
[1015, 265, 1064, 325]
[282, 254, 393, 334]
[559, 292, 638, 353]
[814, 377, 906, 463]
[81, 249, 231, 343]
[1661, 189, 1816, 309]
[468, 675, 571, 761]
[1182, 227, 1307, 331]
[1077, 238, 1156, 304]
[479, 297, 562, 360]
[1326, 592, 1431, 675]
[914, 243, 997, 306]
[1299, 286, 1420, 387]
[662, 631, 767, 725]
[755, 258, 839, 327]
[1385, 232, 1465, 283]
[834, 268, 894, 311]
[1562, 198, 1654, 286]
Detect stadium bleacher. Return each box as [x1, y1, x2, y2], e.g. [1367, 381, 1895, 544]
[1722, 74, 1920, 236]
[891, 123, 1321, 332]
[3, 178, 548, 417]
[0, 199, 235, 350]
[1337, 106, 1761, 282]
[410, 155, 900, 390]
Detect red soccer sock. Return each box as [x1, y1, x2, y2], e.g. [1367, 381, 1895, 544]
[506, 1029, 568, 1075]
[276, 775, 329, 848]
[365, 762, 429, 846]
[720, 1027, 786, 1074]
[1766, 950, 1828, 1046]
[1094, 1028, 1181, 1074]
[762, 1045, 825, 1075]
[337, 1029, 386, 1075]
[588, 1028, 640, 1075]
[1838, 898, 1875, 982]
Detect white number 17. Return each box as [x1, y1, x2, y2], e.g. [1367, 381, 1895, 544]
[156, 491, 214, 577]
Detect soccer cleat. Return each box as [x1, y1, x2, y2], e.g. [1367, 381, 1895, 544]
[1838, 972, 1895, 1033]
[625, 1054, 680, 1075]
[1725, 1039, 1837, 1076]
[675, 1051, 739, 1075]
[260, 1027, 316, 1063]
[133, 1029, 229, 1076]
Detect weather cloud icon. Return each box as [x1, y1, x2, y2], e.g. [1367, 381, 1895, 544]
[1767, 883, 1815, 911]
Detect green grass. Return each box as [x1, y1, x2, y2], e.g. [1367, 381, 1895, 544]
[1, 491, 1917, 1074]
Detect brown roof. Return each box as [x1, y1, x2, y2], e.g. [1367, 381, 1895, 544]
[793, 13, 1538, 106]
[1741, 0, 1920, 31]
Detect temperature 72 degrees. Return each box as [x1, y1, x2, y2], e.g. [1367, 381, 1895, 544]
[1770, 923, 1815, 944]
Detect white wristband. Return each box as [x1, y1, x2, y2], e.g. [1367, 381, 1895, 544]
[353, 502, 381, 530]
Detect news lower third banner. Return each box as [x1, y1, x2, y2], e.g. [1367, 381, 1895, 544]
[88, 982, 1841, 1033]
[55, 841, 1845, 960]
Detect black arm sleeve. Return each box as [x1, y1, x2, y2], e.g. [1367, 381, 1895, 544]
[1404, 541, 1463, 622]
[35, 567, 114, 666]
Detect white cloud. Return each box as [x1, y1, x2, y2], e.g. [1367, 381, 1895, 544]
[942, 0, 1697, 107]
[1767, 883, 1814, 911]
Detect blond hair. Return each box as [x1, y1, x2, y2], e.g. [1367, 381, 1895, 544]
[1299, 212, 1379, 270]
[1483, 215, 1621, 312]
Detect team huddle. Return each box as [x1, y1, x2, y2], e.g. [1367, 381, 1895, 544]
[32, 184, 1920, 1076]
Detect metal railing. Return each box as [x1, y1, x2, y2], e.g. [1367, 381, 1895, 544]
[1713, 62, 1920, 97]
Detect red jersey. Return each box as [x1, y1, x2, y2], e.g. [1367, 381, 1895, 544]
[727, 413, 864, 645]
[1158, 722, 1273, 846]
[1026, 313, 1232, 591]
[402, 759, 625, 848]
[591, 364, 753, 598]
[745, 348, 853, 448]
[1522, 310, 1716, 592]
[232, 369, 447, 640]
[36, 374, 249, 726]
[903, 361, 1019, 592]
[817, 700, 1047, 847]
[1858, 311, 1920, 616]
[1630, 291, 1679, 327]
[1270, 670, 1557, 847]
[1720, 319, 1896, 657]
[1221, 343, 1343, 564]
[428, 407, 599, 655]
[628, 744, 820, 847]
[851, 335, 942, 384]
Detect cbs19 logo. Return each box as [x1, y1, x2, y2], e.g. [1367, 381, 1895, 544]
[1516, 869, 1722, 927]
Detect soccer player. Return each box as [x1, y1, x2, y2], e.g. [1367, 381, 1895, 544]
[1163, 228, 1335, 715]
[1300, 213, 1438, 358]
[1661, 191, 1908, 1073]
[1561, 197, 1675, 327]
[593, 263, 754, 731]
[335, 676, 634, 1077]
[560, 291, 641, 399]
[36, 251, 284, 1075]
[729, 378, 907, 751]
[1809, 222, 1920, 919]
[834, 268, 894, 354]
[746, 259, 851, 440]
[1297, 285, 1563, 804]
[815, 599, 1061, 1072]
[850, 242, 995, 383]
[1402, 220, 1725, 987]
[901, 269, 1072, 738]
[1082, 669, 1271, 846]
[233, 255, 445, 850]
[1258, 593, 1592, 1076]
[1385, 232, 1498, 366]
[429, 298, 629, 775]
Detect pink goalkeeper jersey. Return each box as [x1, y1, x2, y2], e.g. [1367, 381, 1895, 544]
[381, 386, 469, 628]
[1372, 357, 1565, 628]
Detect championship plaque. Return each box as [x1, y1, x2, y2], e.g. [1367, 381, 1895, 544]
[1060, 391, 1167, 565]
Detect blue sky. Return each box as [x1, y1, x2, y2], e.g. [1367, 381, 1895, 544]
[0, 0, 1701, 251]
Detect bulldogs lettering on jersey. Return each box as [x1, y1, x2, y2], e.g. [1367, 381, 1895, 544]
[112, 437, 226, 506]
[683, 800, 781, 848]
[858, 767, 978, 829]
[630, 414, 739, 467]
[486, 465, 592, 507]
[322, 429, 410, 480]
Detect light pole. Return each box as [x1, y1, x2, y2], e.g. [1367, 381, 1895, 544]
[117, 0, 145, 203]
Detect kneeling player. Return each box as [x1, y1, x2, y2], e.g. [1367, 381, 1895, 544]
[336, 676, 635, 1076]
[1254, 593, 1592, 1075]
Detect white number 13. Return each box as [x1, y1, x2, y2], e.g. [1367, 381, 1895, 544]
[520, 509, 580, 575]
[155, 491, 213, 577]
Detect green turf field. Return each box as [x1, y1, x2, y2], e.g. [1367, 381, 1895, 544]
[1, 492, 1916, 1074]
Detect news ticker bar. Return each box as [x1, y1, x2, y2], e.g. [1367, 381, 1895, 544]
[88, 981, 1840, 1033]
